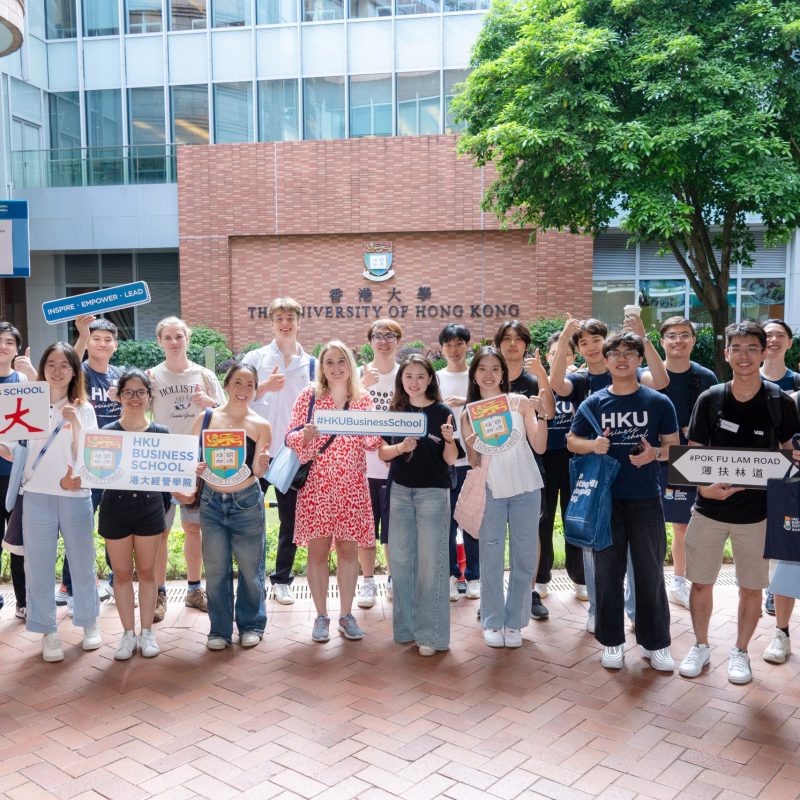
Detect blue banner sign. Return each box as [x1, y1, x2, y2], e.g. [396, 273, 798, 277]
[43, 281, 151, 325]
[0, 200, 30, 278]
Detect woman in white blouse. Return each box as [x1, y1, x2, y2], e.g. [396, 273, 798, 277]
[1, 343, 99, 662]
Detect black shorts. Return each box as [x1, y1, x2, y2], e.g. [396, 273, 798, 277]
[99, 490, 167, 540]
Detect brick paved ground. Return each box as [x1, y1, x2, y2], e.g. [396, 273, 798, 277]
[0, 572, 797, 800]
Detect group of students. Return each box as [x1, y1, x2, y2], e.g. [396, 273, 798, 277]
[0, 301, 797, 685]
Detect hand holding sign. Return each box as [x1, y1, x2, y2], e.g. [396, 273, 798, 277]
[441, 415, 455, 444]
[258, 366, 285, 398]
[697, 482, 745, 500]
[399, 436, 418, 455]
[60, 465, 82, 491]
[75, 314, 95, 339]
[594, 428, 611, 455]
[303, 422, 320, 444]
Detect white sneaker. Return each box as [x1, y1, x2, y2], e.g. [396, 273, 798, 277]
[240, 631, 261, 648]
[385, 576, 393, 601]
[586, 614, 596, 634]
[82, 623, 102, 651]
[483, 628, 504, 648]
[574, 584, 589, 602]
[535, 582, 550, 599]
[449, 576, 459, 602]
[763, 629, 791, 664]
[640, 646, 675, 672]
[668, 580, 691, 609]
[66, 596, 74, 618]
[273, 584, 295, 605]
[601, 645, 624, 669]
[465, 580, 480, 599]
[42, 633, 64, 662]
[418, 645, 435, 657]
[504, 628, 523, 648]
[728, 648, 752, 685]
[207, 636, 229, 650]
[99, 580, 113, 603]
[679, 643, 711, 678]
[140, 629, 160, 658]
[357, 580, 377, 609]
[114, 631, 138, 661]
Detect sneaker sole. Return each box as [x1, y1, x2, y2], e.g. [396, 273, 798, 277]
[83, 641, 102, 651]
[338, 627, 364, 640]
[114, 650, 136, 661]
[531, 611, 549, 620]
[679, 660, 710, 678]
[601, 658, 624, 669]
[504, 640, 523, 649]
[312, 634, 330, 643]
[43, 651, 64, 663]
[207, 641, 229, 650]
[449, 595, 458, 603]
[141, 649, 160, 658]
[728, 673, 753, 685]
[763, 652, 788, 664]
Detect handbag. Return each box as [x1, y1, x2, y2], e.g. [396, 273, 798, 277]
[454, 458, 490, 539]
[266, 391, 318, 494]
[764, 465, 800, 561]
[563, 408, 620, 552]
[186, 408, 213, 510]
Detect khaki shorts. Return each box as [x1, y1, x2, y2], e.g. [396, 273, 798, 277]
[684, 510, 769, 590]
[165, 501, 200, 530]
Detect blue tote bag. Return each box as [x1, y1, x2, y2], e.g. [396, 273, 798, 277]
[765, 467, 800, 561]
[564, 407, 620, 552]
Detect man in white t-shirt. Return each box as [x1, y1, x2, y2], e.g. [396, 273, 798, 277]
[436, 323, 480, 602]
[357, 319, 402, 608]
[242, 298, 316, 606]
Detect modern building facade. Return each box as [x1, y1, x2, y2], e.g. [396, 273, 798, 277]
[0, 0, 797, 356]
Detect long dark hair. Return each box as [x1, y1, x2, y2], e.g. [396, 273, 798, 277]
[466, 346, 510, 404]
[38, 342, 86, 404]
[390, 355, 441, 411]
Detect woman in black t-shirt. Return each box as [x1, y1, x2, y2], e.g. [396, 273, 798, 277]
[379, 355, 461, 657]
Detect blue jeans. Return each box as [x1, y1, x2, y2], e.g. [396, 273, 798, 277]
[200, 482, 266, 643]
[479, 486, 541, 631]
[584, 546, 636, 621]
[23, 491, 99, 633]
[449, 465, 480, 580]
[388, 484, 450, 650]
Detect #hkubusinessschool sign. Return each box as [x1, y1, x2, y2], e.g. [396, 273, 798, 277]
[313, 409, 427, 437]
[78, 429, 198, 491]
[0, 382, 49, 442]
[0, 201, 30, 278]
[43, 281, 151, 325]
[669, 445, 798, 488]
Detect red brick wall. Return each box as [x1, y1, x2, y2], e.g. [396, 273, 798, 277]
[178, 135, 593, 351]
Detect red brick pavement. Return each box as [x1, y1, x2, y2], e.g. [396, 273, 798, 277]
[0, 575, 797, 799]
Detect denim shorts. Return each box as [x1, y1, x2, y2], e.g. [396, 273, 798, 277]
[99, 491, 166, 539]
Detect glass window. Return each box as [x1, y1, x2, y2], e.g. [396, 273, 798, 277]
[127, 0, 162, 33]
[171, 0, 207, 30]
[171, 85, 210, 144]
[257, 0, 298, 23]
[350, 0, 391, 18]
[444, 68, 469, 133]
[129, 87, 167, 182]
[303, 0, 343, 22]
[303, 77, 345, 140]
[592, 280, 635, 330]
[638, 279, 687, 330]
[444, 0, 488, 10]
[84, 0, 119, 35]
[258, 79, 299, 141]
[740, 278, 785, 323]
[396, 0, 438, 14]
[350, 74, 391, 138]
[86, 90, 124, 185]
[49, 92, 81, 149]
[46, 0, 77, 38]
[213, 0, 251, 26]
[214, 82, 254, 143]
[690, 281, 737, 326]
[397, 71, 440, 136]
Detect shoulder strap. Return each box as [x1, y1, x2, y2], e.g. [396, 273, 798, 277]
[26, 420, 66, 476]
[309, 357, 316, 383]
[688, 362, 705, 406]
[793, 372, 800, 391]
[197, 408, 213, 456]
[706, 383, 726, 435]
[763, 380, 784, 449]
[580, 404, 604, 438]
[571, 371, 589, 404]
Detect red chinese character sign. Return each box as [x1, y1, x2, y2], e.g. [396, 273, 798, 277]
[0, 382, 49, 441]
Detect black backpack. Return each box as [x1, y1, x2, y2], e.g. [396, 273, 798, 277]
[706, 381, 784, 450]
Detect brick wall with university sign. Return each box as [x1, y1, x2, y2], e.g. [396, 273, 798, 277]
[178, 136, 593, 351]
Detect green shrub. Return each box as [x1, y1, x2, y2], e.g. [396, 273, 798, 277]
[111, 338, 163, 370]
[187, 325, 234, 370]
[528, 315, 567, 355]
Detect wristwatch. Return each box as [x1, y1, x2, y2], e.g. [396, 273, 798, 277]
[655, 447, 662, 462]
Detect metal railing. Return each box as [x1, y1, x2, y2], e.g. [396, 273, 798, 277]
[10, 144, 178, 188]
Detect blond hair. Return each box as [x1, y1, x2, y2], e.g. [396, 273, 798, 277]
[156, 316, 191, 339]
[268, 297, 302, 320]
[316, 340, 364, 402]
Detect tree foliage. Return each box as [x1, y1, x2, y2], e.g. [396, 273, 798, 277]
[454, 0, 800, 376]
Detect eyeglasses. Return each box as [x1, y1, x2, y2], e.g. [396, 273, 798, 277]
[663, 332, 694, 341]
[44, 363, 73, 373]
[727, 346, 763, 356]
[371, 333, 398, 343]
[606, 350, 639, 361]
[120, 389, 149, 399]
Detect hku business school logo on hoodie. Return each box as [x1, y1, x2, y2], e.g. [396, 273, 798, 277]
[363, 242, 394, 282]
[599, 411, 650, 448]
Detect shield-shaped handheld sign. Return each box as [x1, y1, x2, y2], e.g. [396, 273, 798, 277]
[81, 432, 124, 483]
[466, 394, 522, 455]
[363, 242, 395, 282]
[201, 429, 252, 487]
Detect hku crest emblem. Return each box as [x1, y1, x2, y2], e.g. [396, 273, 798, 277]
[200, 430, 252, 487]
[466, 394, 521, 454]
[80, 432, 124, 484]
[363, 242, 395, 282]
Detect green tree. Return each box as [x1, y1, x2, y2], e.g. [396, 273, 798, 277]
[454, 0, 800, 376]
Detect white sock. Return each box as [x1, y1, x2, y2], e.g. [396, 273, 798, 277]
[673, 575, 686, 588]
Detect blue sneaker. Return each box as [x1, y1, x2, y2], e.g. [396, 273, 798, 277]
[338, 613, 364, 640]
[765, 592, 775, 616]
[312, 615, 330, 643]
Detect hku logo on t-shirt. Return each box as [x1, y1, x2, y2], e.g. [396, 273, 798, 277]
[600, 411, 650, 446]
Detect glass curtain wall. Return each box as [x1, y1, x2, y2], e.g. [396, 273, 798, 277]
[303, 77, 345, 139]
[128, 87, 168, 181]
[214, 83, 254, 142]
[84, 0, 120, 35]
[127, 0, 163, 33]
[171, 0, 207, 30]
[86, 90, 124, 184]
[350, 75, 392, 137]
[303, 0, 344, 22]
[171, 85, 210, 143]
[397, 71, 440, 135]
[213, 0, 251, 26]
[258, 79, 299, 141]
[444, 68, 469, 133]
[257, 0, 298, 22]
[350, 0, 392, 16]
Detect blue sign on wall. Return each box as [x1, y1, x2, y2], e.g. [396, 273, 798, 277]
[0, 200, 30, 278]
[42, 281, 152, 325]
